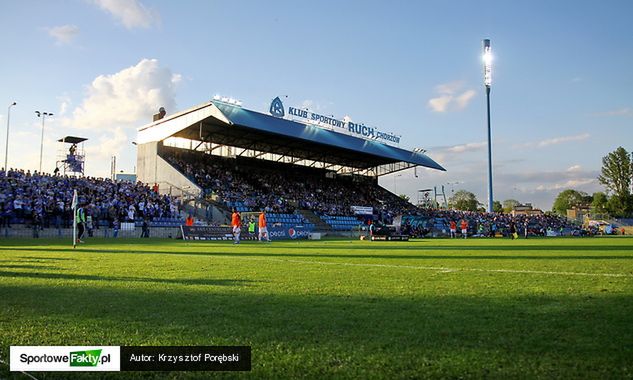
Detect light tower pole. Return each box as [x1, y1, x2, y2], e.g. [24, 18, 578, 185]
[4, 102, 16, 175]
[483, 39, 494, 213]
[35, 111, 53, 173]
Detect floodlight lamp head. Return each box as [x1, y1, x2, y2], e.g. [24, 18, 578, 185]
[483, 39, 492, 88]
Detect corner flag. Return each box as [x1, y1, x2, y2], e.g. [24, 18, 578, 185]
[72, 189, 77, 248]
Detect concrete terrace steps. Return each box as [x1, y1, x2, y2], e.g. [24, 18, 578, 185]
[297, 209, 332, 231]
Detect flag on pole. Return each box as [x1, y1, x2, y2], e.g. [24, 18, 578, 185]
[72, 189, 77, 248]
[72, 189, 78, 209]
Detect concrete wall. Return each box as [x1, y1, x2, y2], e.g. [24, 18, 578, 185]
[136, 141, 201, 197]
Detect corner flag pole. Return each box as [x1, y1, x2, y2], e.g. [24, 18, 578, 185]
[72, 189, 77, 249]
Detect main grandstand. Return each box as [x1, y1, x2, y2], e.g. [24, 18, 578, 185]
[136, 99, 446, 233]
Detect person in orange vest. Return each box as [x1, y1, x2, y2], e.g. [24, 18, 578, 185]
[231, 208, 242, 244]
[460, 219, 468, 239]
[449, 220, 457, 238]
[258, 210, 270, 242]
[185, 214, 194, 226]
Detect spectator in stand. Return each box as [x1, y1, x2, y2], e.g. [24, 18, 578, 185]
[0, 169, 179, 230]
[158, 146, 583, 237]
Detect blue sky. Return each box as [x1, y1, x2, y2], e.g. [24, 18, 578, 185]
[1, 0, 632, 210]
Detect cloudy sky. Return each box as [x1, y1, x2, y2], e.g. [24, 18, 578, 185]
[1, 0, 631, 210]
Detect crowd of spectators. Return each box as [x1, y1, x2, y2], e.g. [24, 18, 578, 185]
[0, 168, 180, 230]
[163, 148, 582, 236]
[401, 209, 580, 238]
[163, 147, 408, 222]
[45, 146, 572, 239]
[0, 153, 589, 239]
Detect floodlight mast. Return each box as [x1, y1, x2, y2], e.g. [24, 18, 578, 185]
[4, 102, 16, 176]
[36, 111, 53, 173]
[483, 38, 494, 213]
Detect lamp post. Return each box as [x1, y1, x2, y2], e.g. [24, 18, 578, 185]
[35, 111, 53, 173]
[483, 39, 494, 213]
[4, 102, 16, 176]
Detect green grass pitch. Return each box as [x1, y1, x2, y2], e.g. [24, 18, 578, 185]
[1, 237, 632, 379]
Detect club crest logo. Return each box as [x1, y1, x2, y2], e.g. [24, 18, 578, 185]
[270, 97, 285, 118]
[288, 228, 296, 239]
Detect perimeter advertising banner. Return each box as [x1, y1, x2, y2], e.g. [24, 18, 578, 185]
[268, 225, 312, 240]
[180, 225, 234, 241]
[180, 225, 313, 241]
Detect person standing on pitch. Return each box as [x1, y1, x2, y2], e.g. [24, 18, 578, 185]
[258, 210, 270, 242]
[248, 217, 256, 238]
[76, 203, 86, 243]
[231, 208, 242, 244]
[449, 220, 457, 238]
[460, 219, 468, 239]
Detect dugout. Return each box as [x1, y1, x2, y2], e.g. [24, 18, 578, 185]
[136, 99, 445, 199]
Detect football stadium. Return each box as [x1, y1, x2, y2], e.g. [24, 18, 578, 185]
[1, 96, 632, 379]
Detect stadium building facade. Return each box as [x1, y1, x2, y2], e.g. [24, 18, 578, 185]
[138, 100, 443, 187]
[136, 99, 445, 229]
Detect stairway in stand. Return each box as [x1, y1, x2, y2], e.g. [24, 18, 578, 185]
[297, 209, 332, 231]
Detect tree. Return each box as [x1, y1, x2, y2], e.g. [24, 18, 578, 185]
[598, 147, 632, 199]
[449, 190, 480, 211]
[606, 194, 633, 218]
[552, 189, 588, 216]
[502, 199, 520, 213]
[591, 192, 608, 215]
[493, 200, 503, 213]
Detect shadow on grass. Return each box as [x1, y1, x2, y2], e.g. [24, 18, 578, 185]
[1, 246, 632, 261]
[16, 256, 75, 261]
[0, 264, 61, 270]
[0, 270, 256, 287]
[0, 283, 631, 379]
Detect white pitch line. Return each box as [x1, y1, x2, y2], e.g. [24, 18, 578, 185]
[216, 255, 633, 278]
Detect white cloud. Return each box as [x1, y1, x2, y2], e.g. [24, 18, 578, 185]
[428, 95, 451, 113]
[594, 107, 633, 117]
[57, 95, 72, 117]
[534, 179, 596, 192]
[566, 165, 582, 172]
[446, 141, 486, 154]
[536, 133, 590, 147]
[423, 141, 487, 168]
[427, 81, 476, 113]
[435, 82, 462, 94]
[65, 58, 180, 130]
[84, 126, 128, 164]
[47, 25, 79, 45]
[514, 133, 591, 149]
[455, 90, 476, 109]
[91, 0, 159, 29]
[60, 58, 180, 176]
[7, 129, 58, 173]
